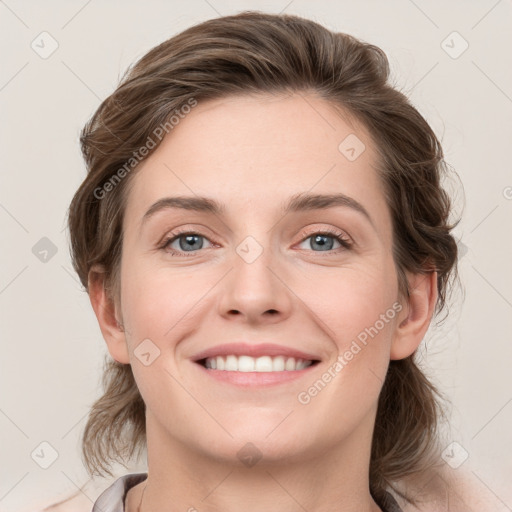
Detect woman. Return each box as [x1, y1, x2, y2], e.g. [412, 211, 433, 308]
[65, 11, 463, 512]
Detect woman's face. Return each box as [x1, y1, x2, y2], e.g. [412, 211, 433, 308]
[114, 92, 407, 464]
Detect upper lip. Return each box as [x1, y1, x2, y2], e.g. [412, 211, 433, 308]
[192, 343, 321, 362]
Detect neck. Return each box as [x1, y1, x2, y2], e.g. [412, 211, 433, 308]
[129, 412, 383, 512]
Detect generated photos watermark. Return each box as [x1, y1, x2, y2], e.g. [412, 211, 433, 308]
[297, 301, 403, 405]
[93, 97, 198, 200]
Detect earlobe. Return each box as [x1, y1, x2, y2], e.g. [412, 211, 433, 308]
[390, 271, 438, 360]
[88, 265, 130, 364]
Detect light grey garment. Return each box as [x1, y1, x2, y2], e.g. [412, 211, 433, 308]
[92, 473, 147, 512]
[91, 472, 403, 512]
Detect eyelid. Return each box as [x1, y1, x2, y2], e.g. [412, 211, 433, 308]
[159, 224, 353, 257]
[294, 227, 353, 254]
[296, 226, 352, 244]
[157, 224, 216, 244]
[158, 227, 217, 252]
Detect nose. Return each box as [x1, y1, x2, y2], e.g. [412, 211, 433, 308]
[217, 235, 294, 325]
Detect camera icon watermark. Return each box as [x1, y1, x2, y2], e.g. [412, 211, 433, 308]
[338, 134, 366, 162]
[31, 441, 59, 469]
[32, 237, 58, 263]
[441, 441, 469, 469]
[456, 239, 468, 260]
[237, 442, 263, 468]
[236, 236, 264, 264]
[441, 31, 469, 60]
[134, 338, 161, 366]
[31, 31, 59, 59]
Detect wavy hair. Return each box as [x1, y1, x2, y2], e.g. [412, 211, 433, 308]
[66, 11, 462, 507]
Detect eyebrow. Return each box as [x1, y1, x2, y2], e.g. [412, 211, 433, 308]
[141, 192, 375, 229]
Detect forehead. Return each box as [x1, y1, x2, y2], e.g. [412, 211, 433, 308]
[122, 92, 389, 236]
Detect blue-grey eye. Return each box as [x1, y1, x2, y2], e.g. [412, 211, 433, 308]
[298, 233, 347, 252]
[163, 232, 213, 254]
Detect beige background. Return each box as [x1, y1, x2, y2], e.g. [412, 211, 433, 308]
[1, 0, 511, 510]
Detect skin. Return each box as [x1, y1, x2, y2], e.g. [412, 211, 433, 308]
[89, 92, 438, 512]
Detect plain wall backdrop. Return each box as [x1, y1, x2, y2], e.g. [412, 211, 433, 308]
[1, 0, 511, 510]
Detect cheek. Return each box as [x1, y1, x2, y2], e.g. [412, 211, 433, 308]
[301, 263, 398, 347]
[118, 263, 200, 409]
[121, 274, 164, 337]
[119, 259, 214, 348]
[295, 270, 399, 419]
[122, 278, 176, 336]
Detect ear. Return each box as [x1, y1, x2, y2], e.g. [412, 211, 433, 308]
[88, 265, 130, 364]
[390, 271, 438, 360]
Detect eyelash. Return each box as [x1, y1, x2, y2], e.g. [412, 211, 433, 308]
[159, 227, 353, 257]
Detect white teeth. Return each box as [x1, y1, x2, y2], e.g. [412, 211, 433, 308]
[271, 356, 285, 371]
[225, 355, 238, 371]
[238, 355, 255, 372]
[285, 357, 296, 371]
[204, 355, 314, 372]
[255, 355, 273, 371]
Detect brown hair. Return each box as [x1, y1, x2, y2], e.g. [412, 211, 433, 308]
[66, 10, 462, 507]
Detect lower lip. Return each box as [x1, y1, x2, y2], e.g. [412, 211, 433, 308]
[194, 361, 319, 387]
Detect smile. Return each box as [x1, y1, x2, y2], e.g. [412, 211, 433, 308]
[201, 355, 318, 372]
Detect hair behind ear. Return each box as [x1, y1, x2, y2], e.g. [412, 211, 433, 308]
[370, 356, 449, 506]
[81, 357, 146, 478]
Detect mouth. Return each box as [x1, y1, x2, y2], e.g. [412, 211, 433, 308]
[191, 342, 322, 387]
[196, 355, 321, 372]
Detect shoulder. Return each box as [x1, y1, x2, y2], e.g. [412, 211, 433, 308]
[395, 464, 504, 512]
[39, 473, 146, 512]
[41, 491, 97, 512]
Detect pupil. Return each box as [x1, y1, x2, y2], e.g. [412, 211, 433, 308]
[313, 235, 333, 251]
[181, 235, 202, 251]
